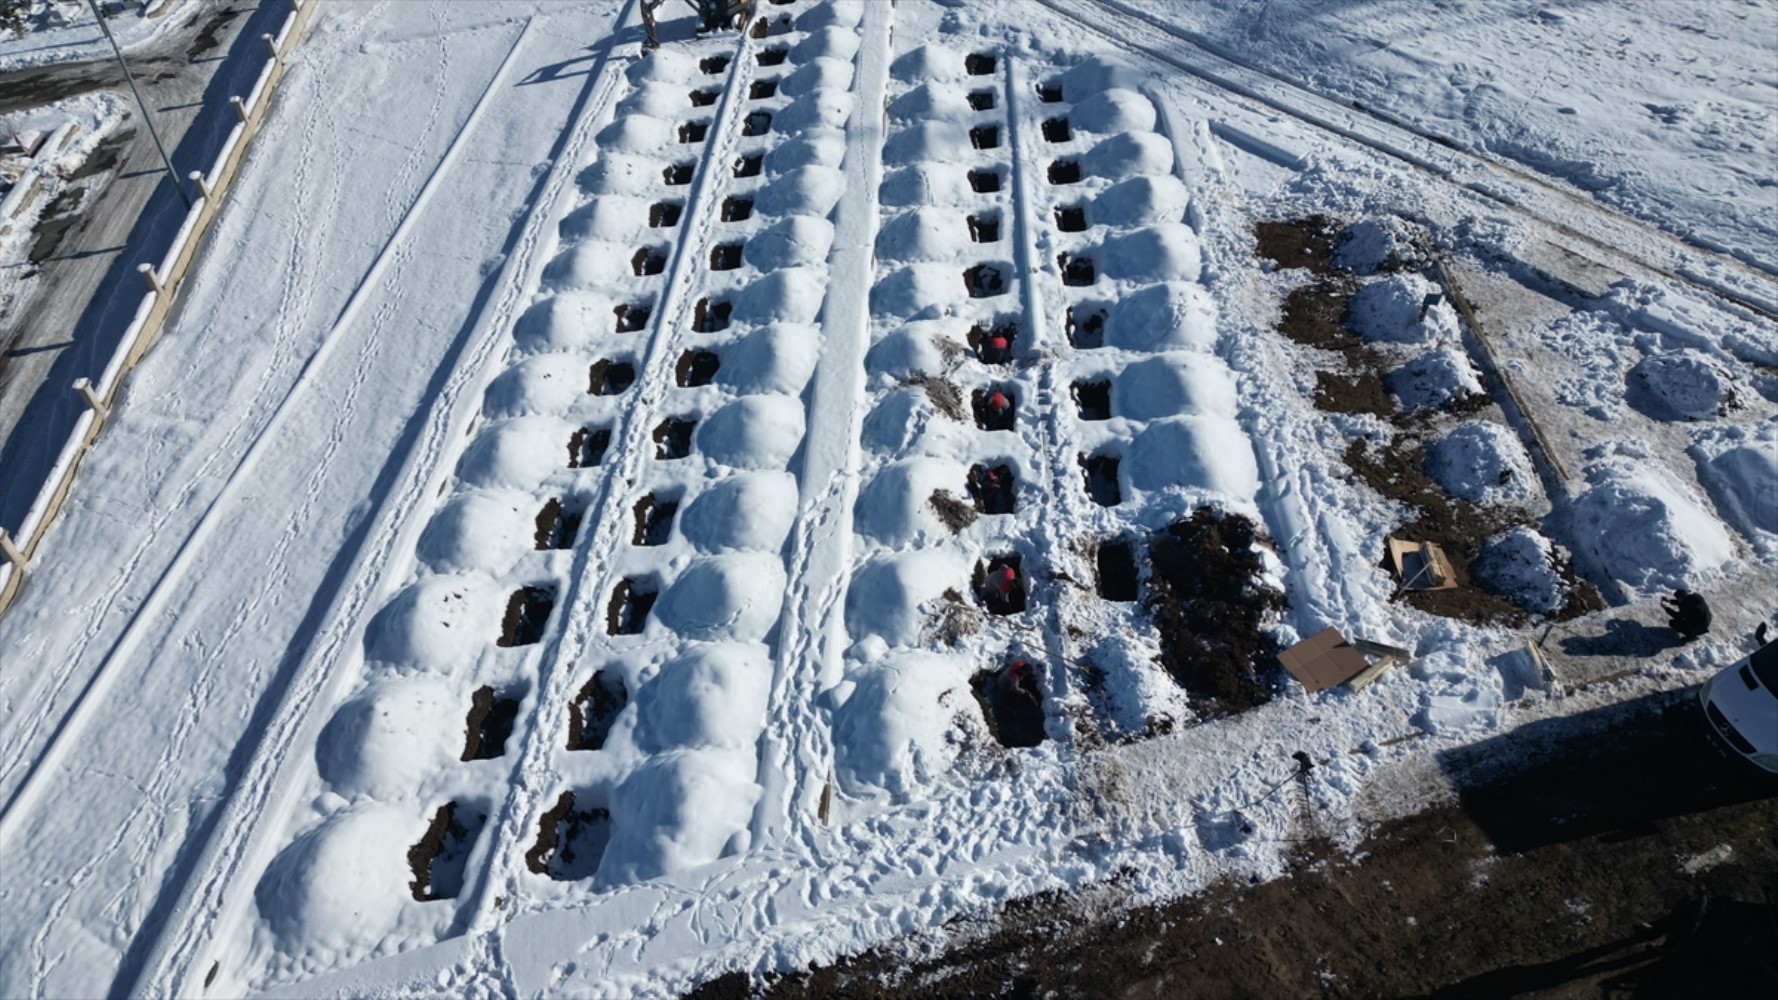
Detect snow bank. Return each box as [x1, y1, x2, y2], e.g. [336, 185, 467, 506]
[578, 153, 666, 197]
[876, 207, 971, 263]
[655, 554, 788, 643]
[512, 293, 612, 356]
[795, 0, 864, 31]
[456, 417, 572, 491]
[1128, 416, 1260, 500]
[1627, 350, 1734, 421]
[1082, 131, 1175, 182]
[1107, 281, 1219, 352]
[679, 472, 800, 554]
[697, 395, 807, 471]
[758, 165, 846, 218]
[776, 91, 855, 135]
[855, 458, 969, 548]
[1115, 354, 1239, 421]
[316, 677, 462, 800]
[1070, 88, 1157, 134]
[416, 491, 535, 576]
[364, 575, 502, 674]
[616, 82, 689, 119]
[1413, 648, 1504, 737]
[1060, 57, 1145, 101]
[626, 48, 697, 85]
[1093, 174, 1191, 227]
[542, 240, 634, 291]
[871, 263, 963, 321]
[632, 644, 771, 753]
[865, 319, 968, 380]
[1425, 420, 1541, 506]
[792, 26, 862, 64]
[1101, 224, 1203, 283]
[846, 550, 972, 648]
[735, 267, 827, 325]
[1348, 273, 1461, 344]
[602, 749, 760, 885]
[1337, 216, 1423, 274]
[1691, 422, 1778, 541]
[744, 216, 836, 271]
[1390, 347, 1483, 411]
[1475, 527, 1570, 615]
[482, 354, 586, 418]
[255, 805, 419, 952]
[767, 128, 848, 174]
[832, 652, 973, 799]
[718, 324, 821, 396]
[595, 114, 673, 152]
[1569, 453, 1737, 594]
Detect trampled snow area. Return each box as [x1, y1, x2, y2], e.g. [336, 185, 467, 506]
[0, 1, 1773, 997]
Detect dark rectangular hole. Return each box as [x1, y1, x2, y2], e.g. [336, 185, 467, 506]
[632, 247, 668, 275]
[971, 662, 1046, 748]
[1055, 205, 1087, 232]
[750, 78, 779, 100]
[1066, 306, 1105, 349]
[568, 427, 611, 468]
[757, 47, 788, 66]
[972, 387, 1016, 431]
[968, 169, 1001, 193]
[1096, 539, 1139, 601]
[700, 55, 730, 75]
[1082, 453, 1122, 506]
[534, 497, 583, 549]
[567, 670, 628, 751]
[607, 577, 657, 635]
[676, 348, 721, 387]
[1037, 80, 1063, 103]
[650, 201, 684, 227]
[1059, 254, 1096, 286]
[499, 585, 556, 647]
[710, 242, 743, 270]
[967, 89, 996, 111]
[742, 111, 773, 137]
[1072, 379, 1112, 420]
[664, 161, 694, 185]
[969, 319, 1018, 364]
[722, 196, 754, 221]
[654, 417, 696, 459]
[588, 359, 636, 395]
[526, 791, 611, 882]
[615, 301, 650, 332]
[679, 120, 709, 143]
[689, 88, 720, 107]
[975, 553, 1026, 614]
[694, 298, 732, 332]
[734, 154, 763, 178]
[967, 463, 1016, 514]
[462, 685, 521, 761]
[969, 125, 1000, 150]
[632, 493, 679, 546]
[963, 263, 1007, 299]
[967, 213, 1000, 243]
[408, 802, 484, 901]
[1048, 160, 1082, 184]
[966, 53, 996, 75]
[1041, 117, 1071, 143]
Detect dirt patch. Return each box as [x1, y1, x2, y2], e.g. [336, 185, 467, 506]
[929, 490, 977, 532]
[187, 4, 243, 59]
[908, 374, 966, 422]
[498, 586, 556, 647]
[461, 686, 520, 761]
[1313, 367, 1395, 417]
[407, 802, 483, 901]
[928, 588, 984, 648]
[1253, 214, 1341, 275]
[1147, 508, 1285, 714]
[568, 670, 628, 751]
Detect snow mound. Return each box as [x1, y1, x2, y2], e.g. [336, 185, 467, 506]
[633, 644, 771, 753]
[482, 354, 585, 419]
[1570, 457, 1736, 594]
[860, 386, 979, 458]
[767, 128, 847, 174]
[880, 164, 974, 208]
[1628, 351, 1733, 421]
[1691, 422, 1778, 539]
[891, 43, 966, 84]
[1129, 416, 1259, 500]
[833, 652, 972, 799]
[795, 0, 863, 30]
[697, 395, 806, 471]
[1071, 88, 1157, 134]
[557, 194, 648, 242]
[745, 216, 835, 271]
[616, 82, 688, 119]
[578, 153, 666, 197]
[626, 48, 697, 85]
[865, 319, 968, 380]
[595, 114, 673, 152]
[775, 91, 854, 134]
[1348, 273, 1460, 344]
[1092, 174, 1190, 228]
[883, 121, 972, 166]
[541, 240, 632, 291]
[457, 416, 570, 491]
[316, 677, 461, 800]
[846, 549, 972, 648]
[363, 575, 501, 674]
[1337, 217, 1423, 274]
[876, 207, 969, 264]
[781, 57, 854, 98]
[1115, 354, 1239, 421]
[602, 749, 760, 885]
[512, 293, 611, 356]
[1414, 649, 1504, 737]
[871, 263, 961, 322]
[1082, 131, 1175, 182]
[1426, 421, 1541, 506]
[1476, 527, 1570, 614]
[718, 324, 821, 396]
[888, 83, 975, 124]
[1390, 347, 1483, 410]
[1061, 57, 1145, 101]
[792, 26, 861, 63]
[1101, 223, 1203, 283]
[256, 805, 417, 952]
[1107, 281, 1219, 352]
[680, 472, 800, 554]
[735, 267, 827, 325]
[656, 554, 788, 642]
[855, 458, 969, 548]
[416, 491, 534, 576]
[758, 165, 845, 217]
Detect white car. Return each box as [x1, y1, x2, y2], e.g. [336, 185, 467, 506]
[1699, 639, 1778, 774]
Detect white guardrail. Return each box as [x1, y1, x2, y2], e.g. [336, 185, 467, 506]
[0, 0, 320, 616]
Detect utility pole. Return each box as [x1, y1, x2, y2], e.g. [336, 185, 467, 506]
[84, 0, 191, 207]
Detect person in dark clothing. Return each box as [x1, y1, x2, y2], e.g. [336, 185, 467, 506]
[1660, 588, 1712, 640]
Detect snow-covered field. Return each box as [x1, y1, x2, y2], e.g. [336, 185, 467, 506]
[0, 1, 1773, 997]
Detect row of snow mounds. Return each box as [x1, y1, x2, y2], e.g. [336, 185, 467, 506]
[526, 0, 869, 890]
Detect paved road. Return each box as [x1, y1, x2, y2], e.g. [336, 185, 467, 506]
[0, 0, 272, 534]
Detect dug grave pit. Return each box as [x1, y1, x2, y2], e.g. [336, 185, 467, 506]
[970, 660, 1046, 748]
[607, 577, 659, 635]
[534, 497, 583, 550]
[460, 685, 521, 761]
[567, 669, 629, 751]
[568, 426, 611, 468]
[498, 586, 557, 647]
[407, 802, 485, 901]
[525, 791, 611, 882]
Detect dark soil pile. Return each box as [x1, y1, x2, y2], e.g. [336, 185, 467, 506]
[1146, 508, 1285, 714]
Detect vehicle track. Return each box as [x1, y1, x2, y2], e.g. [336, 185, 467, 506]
[1039, 0, 1778, 321]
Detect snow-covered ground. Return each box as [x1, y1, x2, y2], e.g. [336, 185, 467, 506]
[0, 1, 1773, 997]
[0, 0, 202, 71]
